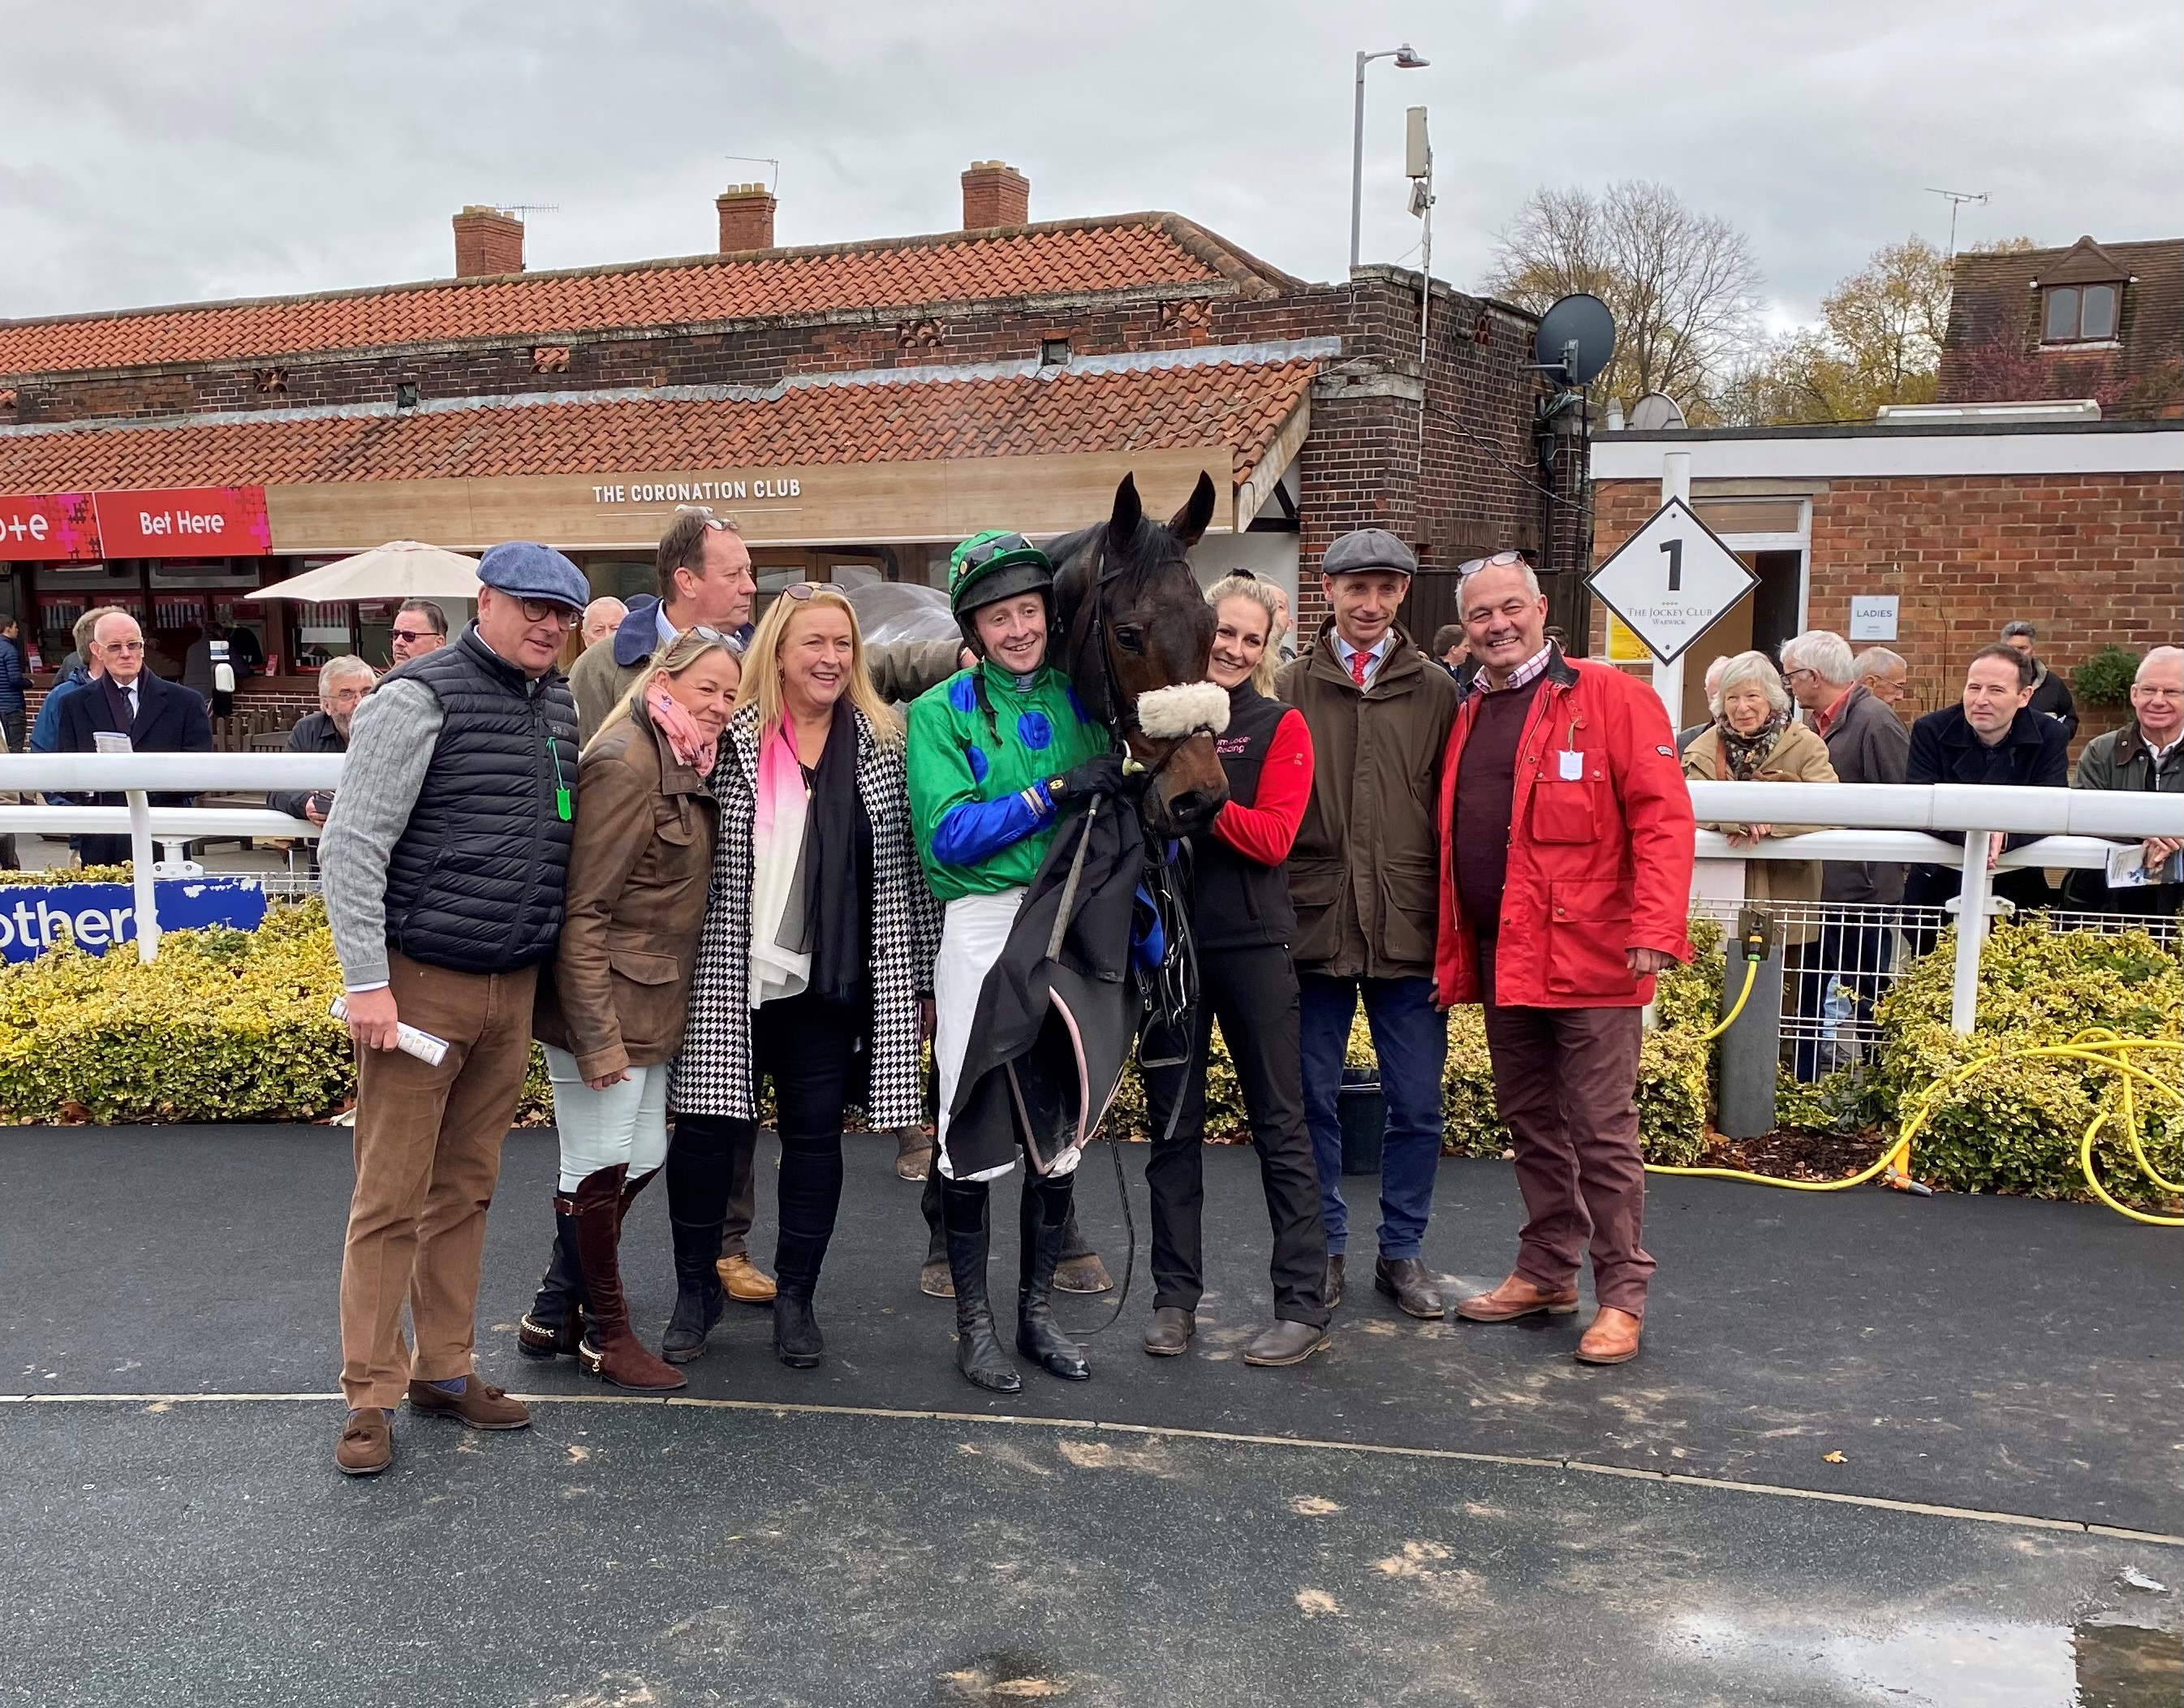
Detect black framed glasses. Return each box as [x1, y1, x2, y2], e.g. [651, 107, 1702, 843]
[517, 598, 581, 628]
[1457, 550, 1529, 577]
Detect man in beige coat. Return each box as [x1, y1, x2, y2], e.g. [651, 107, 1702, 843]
[1277, 528, 1459, 1320]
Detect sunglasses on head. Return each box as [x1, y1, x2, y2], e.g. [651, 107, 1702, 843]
[778, 583, 821, 602]
[1457, 550, 1528, 578]
[674, 505, 734, 533]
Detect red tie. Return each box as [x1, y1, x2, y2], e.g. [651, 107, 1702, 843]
[1349, 649, 1371, 688]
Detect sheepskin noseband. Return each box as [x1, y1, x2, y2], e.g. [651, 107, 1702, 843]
[1134, 680, 1231, 740]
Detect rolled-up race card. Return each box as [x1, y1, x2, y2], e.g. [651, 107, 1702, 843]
[329, 996, 450, 1067]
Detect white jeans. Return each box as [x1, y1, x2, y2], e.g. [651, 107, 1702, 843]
[544, 1048, 671, 1193]
[934, 887, 1079, 1183]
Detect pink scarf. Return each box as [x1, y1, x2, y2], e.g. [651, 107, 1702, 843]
[644, 681, 717, 778]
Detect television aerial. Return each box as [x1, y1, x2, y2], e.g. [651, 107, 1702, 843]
[1531, 293, 1615, 388]
[1627, 391, 1687, 431]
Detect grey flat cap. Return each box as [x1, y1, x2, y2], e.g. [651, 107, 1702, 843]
[1321, 528, 1418, 578]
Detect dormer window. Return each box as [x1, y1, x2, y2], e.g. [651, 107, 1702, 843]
[2042, 282, 2120, 344]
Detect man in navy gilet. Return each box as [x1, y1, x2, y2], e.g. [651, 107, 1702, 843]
[321, 542, 586, 1477]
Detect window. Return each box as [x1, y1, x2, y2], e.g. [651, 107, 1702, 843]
[1039, 338, 1070, 367]
[2041, 283, 2121, 344]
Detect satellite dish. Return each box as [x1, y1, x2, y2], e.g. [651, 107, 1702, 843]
[1531, 293, 1615, 386]
[1627, 391, 1688, 431]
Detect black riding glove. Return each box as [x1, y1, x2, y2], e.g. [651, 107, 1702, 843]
[1049, 752, 1127, 801]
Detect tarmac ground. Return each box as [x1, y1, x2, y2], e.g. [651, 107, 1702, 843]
[2, 1123, 2178, 1707]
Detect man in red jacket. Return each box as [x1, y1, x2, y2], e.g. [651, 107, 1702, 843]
[1432, 556, 1695, 1365]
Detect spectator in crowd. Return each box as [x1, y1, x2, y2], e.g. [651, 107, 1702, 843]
[183, 622, 238, 704]
[1904, 643, 2070, 918]
[1781, 629, 1911, 1073]
[2062, 646, 2182, 917]
[1677, 655, 1733, 752]
[0, 615, 27, 753]
[1277, 528, 1458, 1322]
[579, 597, 627, 651]
[320, 542, 587, 1477]
[55, 610, 215, 867]
[569, 510, 760, 743]
[28, 610, 105, 753]
[1853, 647, 1912, 716]
[675, 586, 934, 1372]
[524, 628, 739, 1392]
[388, 599, 450, 666]
[2001, 621, 2078, 741]
[269, 657, 374, 826]
[1681, 649, 1837, 954]
[1435, 556, 1695, 1366]
[1431, 623, 1478, 693]
[1268, 583, 1296, 663]
[1139, 575, 1330, 1369]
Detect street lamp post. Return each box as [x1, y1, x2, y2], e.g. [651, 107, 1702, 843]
[1349, 42, 1428, 274]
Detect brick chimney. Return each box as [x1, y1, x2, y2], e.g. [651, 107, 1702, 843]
[716, 184, 777, 252]
[961, 161, 1030, 231]
[452, 206, 524, 278]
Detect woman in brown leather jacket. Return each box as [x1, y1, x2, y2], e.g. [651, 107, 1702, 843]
[523, 627, 739, 1390]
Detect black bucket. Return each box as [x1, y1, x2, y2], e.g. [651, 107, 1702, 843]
[1338, 1068, 1385, 1176]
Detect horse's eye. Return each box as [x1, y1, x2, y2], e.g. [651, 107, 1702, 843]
[1114, 626, 1145, 655]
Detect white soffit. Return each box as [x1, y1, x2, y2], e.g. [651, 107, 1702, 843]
[1592, 429, 2182, 481]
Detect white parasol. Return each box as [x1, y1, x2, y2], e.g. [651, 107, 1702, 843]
[248, 540, 481, 603]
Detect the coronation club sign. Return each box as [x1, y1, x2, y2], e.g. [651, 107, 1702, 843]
[592, 475, 805, 504]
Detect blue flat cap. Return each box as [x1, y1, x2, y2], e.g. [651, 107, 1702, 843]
[477, 541, 588, 610]
[1321, 528, 1418, 578]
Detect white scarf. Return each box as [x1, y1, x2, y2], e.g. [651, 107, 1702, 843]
[747, 722, 812, 1008]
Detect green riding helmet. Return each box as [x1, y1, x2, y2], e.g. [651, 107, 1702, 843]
[949, 530, 1055, 650]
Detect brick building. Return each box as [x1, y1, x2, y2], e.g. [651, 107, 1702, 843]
[0, 164, 1569, 724]
[1589, 420, 2182, 744]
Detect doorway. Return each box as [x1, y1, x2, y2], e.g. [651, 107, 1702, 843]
[1674, 547, 1806, 728]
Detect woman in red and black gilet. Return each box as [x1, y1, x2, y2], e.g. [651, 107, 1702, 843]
[1140, 576, 1331, 1368]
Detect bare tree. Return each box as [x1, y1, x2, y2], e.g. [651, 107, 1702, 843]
[1484, 181, 1764, 419]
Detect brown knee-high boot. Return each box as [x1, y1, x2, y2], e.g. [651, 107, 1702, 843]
[570, 1164, 685, 1392]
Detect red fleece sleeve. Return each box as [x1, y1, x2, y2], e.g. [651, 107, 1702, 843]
[1212, 708, 1313, 866]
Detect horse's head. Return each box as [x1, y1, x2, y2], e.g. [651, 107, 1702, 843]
[1050, 472, 1230, 839]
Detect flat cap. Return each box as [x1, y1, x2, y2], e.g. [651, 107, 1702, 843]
[476, 541, 589, 610]
[1321, 528, 1418, 578]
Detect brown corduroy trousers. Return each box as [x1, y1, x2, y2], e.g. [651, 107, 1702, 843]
[338, 951, 538, 1411]
[1476, 941, 1656, 1316]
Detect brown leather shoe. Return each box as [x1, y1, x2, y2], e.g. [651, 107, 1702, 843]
[1373, 1257, 1445, 1320]
[405, 1377, 531, 1430]
[1455, 1273, 1581, 1324]
[1575, 1307, 1643, 1365]
[717, 1253, 778, 1303]
[335, 1408, 393, 1476]
[895, 1127, 935, 1183]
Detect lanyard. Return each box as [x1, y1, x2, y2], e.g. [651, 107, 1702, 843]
[548, 732, 572, 822]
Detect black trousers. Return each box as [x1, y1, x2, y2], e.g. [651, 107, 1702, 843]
[1142, 943, 1329, 1327]
[754, 990, 860, 1298]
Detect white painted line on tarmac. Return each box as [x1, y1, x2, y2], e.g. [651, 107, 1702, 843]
[5, 1388, 2178, 1548]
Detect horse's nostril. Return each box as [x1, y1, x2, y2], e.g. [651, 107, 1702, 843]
[1167, 790, 1214, 823]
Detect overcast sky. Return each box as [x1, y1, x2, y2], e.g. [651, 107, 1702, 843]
[2, 0, 2177, 334]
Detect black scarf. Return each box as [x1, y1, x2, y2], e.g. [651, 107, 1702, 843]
[799, 697, 872, 1009]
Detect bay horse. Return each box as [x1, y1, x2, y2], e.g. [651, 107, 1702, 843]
[1045, 471, 1231, 838]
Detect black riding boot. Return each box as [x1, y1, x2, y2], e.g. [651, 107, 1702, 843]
[661, 1116, 739, 1363]
[518, 1208, 585, 1357]
[1018, 1172, 1091, 1381]
[941, 1177, 1020, 1393]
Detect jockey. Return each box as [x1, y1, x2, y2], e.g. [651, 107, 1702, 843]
[906, 530, 1117, 1395]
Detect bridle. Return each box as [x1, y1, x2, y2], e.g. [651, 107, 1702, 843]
[1076, 532, 1216, 793]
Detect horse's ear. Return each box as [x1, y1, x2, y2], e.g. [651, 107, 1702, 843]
[1169, 471, 1217, 549]
[1109, 472, 1144, 546]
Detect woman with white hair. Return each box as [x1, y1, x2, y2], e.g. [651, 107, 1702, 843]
[1680, 649, 1837, 940]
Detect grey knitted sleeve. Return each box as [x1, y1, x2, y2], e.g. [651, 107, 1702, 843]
[319, 678, 443, 990]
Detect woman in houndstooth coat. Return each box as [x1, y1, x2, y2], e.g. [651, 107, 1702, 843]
[668, 587, 938, 1370]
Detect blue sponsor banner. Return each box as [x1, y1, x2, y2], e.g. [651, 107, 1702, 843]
[0, 878, 269, 963]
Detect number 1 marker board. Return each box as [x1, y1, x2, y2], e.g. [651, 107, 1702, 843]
[1586, 497, 1758, 665]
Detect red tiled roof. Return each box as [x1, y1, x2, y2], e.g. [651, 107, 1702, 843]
[0, 360, 1315, 492]
[0, 216, 1282, 378]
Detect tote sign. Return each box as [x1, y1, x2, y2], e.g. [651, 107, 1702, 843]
[1587, 498, 1756, 664]
[0, 878, 268, 963]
